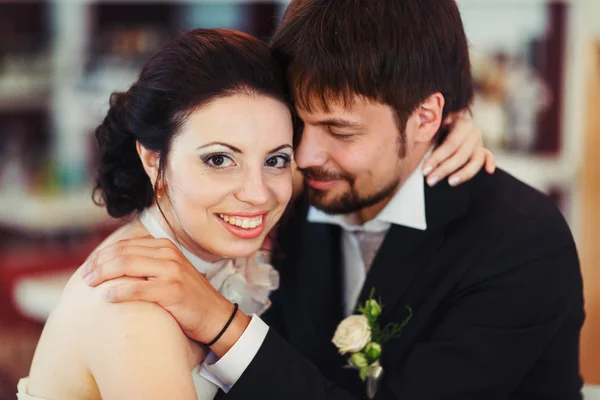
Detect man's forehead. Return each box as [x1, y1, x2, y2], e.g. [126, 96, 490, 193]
[295, 102, 361, 124]
[295, 95, 388, 122]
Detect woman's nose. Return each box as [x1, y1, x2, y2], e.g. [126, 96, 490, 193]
[235, 168, 270, 206]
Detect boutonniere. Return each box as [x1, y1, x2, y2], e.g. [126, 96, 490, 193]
[332, 289, 412, 399]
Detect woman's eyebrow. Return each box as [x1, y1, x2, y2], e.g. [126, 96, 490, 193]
[268, 144, 293, 153]
[197, 142, 243, 153]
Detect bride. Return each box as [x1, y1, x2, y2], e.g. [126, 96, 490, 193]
[18, 28, 493, 399]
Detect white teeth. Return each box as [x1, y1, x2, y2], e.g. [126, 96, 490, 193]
[218, 214, 263, 230]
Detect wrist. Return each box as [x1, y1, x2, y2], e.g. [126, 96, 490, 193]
[210, 309, 251, 358]
[191, 296, 250, 357]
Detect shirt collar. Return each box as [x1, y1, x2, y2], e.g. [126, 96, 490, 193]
[307, 151, 429, 232]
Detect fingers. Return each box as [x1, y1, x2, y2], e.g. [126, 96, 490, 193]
[447, 146, 486, 186]
[427, 133, 479, 186]
[83, 255, 179, 287]
[423, 119, 470, 177]
[484, 149, 497, 174]
[80, 237, 180, 277]
[82, 244, 161, 276]
[103, 280, 172, 304]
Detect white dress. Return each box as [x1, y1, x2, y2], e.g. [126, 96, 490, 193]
[17, 210, 278, 400]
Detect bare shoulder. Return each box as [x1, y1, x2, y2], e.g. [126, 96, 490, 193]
[83, 278, 203, 397]
[80, 217, 149, 269]
[56, 217, 149, 316]
[52, 218, 149, 326]
[29, 220, 202, 399]
[81, 277, 191, 355]
[56, 269, 200, 398]
[66, 219, 194, 356]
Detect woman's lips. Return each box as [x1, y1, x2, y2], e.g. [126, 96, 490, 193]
[216, 212, 267, 239]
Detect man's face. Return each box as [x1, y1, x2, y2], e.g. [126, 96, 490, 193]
[295, 96, 426, 216]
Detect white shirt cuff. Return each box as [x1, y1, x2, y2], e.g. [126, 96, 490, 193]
[197, 314, 269, 393]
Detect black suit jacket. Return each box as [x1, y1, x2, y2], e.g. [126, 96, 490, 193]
[221, 170, 584, 399]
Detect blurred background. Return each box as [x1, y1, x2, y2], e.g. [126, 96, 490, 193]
[0, 0, 597, 398]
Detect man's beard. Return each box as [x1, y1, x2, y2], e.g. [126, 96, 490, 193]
[300, 167, 400, 215]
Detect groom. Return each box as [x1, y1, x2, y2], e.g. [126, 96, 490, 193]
[83, 0, 584, 398]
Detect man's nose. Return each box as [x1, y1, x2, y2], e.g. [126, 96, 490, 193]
[294, 126, 329, 169]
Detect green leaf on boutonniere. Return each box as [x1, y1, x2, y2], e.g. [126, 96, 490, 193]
[359, 366, 369, 381]
[376, 306, 413, 345]
[350, 352, 369, 368]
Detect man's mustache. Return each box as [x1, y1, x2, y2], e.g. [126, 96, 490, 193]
[298, 167, 354, 183]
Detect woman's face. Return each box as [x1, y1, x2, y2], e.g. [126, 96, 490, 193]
[156, 93, 294, 259]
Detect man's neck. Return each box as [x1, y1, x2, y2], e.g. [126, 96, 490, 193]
[358, 186, 401, 224]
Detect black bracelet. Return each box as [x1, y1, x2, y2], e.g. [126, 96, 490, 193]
[205, 303, 239, 347]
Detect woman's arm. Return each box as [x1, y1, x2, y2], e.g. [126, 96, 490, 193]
[80, 277, 202, 400]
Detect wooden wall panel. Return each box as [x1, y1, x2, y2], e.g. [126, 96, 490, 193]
[580, 40, 600, 384]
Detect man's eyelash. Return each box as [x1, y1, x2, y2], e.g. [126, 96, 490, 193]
[328, 127, 354, 140]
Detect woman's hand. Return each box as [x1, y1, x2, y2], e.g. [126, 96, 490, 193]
[423, 112, 496, 187]
[80, 237, 250, 358]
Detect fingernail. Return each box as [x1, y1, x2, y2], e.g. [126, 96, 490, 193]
[80, 261, 89, 276]
[103, 289, 113, 302]
[423, 165, 433, 175]
[84, 272, 95, 285]
[428, 176, 439, 186]
[449, 176, 461, 186]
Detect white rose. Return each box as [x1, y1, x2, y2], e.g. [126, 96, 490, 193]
[332, 315, 372, 355]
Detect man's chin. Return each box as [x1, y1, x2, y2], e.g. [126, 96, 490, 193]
[306, 188, 358, 215]
[305, 179, 400, 216]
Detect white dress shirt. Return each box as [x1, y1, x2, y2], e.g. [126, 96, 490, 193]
[306, 153, 428, 316]
[199, 153, 429, 392]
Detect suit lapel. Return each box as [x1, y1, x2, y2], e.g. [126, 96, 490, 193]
[357, 177, 473, 324]
[297, 219, 344, 339]
[357, 224, 443, 320]
[270, 176, 476, 394]
[279, 211, 344, 373]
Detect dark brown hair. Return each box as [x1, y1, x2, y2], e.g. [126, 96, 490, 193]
[93, 29, 291, 218]
[271, 0, 473, 131]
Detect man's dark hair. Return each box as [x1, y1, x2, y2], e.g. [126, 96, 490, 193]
[271, 0, 473, 132]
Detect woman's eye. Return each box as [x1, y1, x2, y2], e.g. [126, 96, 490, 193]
[204, 154, 234, 168]
[265, 155, 291, 169]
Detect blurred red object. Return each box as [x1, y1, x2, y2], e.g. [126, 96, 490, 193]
[0, 231, 111, 325]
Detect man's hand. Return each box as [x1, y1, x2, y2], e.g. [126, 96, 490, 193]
[80, 237, 250, 357]
[423, 112, 496, 187]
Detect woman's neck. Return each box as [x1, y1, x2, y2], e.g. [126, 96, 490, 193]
[144, 205, 223, 263]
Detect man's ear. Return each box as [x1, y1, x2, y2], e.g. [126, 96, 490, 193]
[136, 141, 160, 186]
[414, 92, 445, 143]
